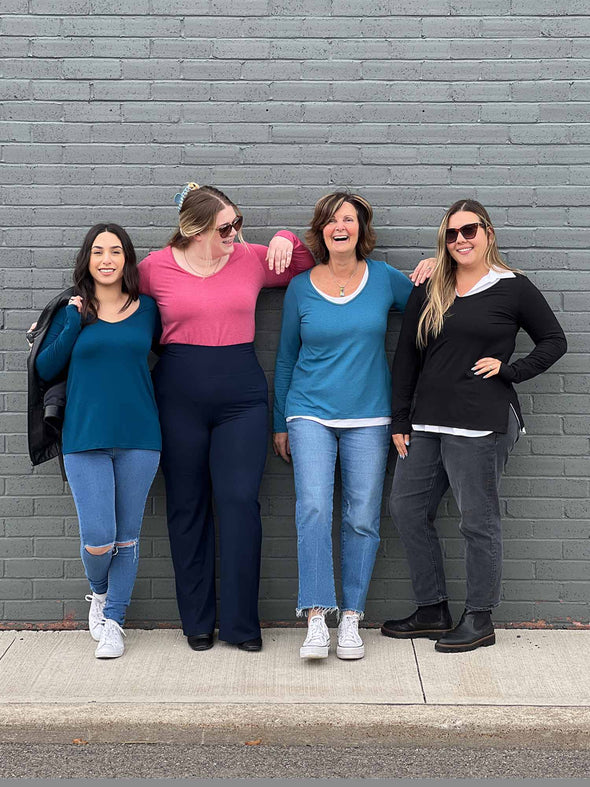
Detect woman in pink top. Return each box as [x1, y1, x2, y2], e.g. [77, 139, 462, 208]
[139, 183, 315, 652]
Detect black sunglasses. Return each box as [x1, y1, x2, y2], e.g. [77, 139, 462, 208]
[445, 222, 486, 244]
[216, 215, 243, 238]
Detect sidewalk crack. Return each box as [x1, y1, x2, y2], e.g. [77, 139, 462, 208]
[0, 637, 17, 662]
[411, 641, 427, 704]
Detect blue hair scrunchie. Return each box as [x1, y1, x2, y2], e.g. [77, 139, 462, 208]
[174, 182, 199, 212]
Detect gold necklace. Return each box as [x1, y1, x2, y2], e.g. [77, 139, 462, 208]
[327, 260, 359, 297]
[183, 249, 225, 279]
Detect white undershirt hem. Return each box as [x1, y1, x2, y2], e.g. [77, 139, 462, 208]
[287, 415, 391, 428]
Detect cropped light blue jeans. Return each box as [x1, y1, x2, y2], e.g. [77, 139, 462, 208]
[64, 448, 160, 625]
[287, 419, 391, 616]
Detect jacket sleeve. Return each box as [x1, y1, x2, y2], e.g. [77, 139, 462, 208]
[273, 282, 301, 433]
[498, 275, 567, 384]
[390, 285, 425, 435]
[35, 305, 82, 381]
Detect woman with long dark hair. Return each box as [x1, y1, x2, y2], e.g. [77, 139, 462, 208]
[35, 224, 161, 659]
[381, 199, 567, 652]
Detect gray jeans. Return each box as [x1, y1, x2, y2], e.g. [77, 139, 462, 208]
[389, 409, 520, 611]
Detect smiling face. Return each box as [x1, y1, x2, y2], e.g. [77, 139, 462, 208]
[199, 204, 240, 258]
[322, 201, 360, 258]
[88, 231, 126, 286]
[445, 210, 491, 271]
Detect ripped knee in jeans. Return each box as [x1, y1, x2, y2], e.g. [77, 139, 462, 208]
[114, 539, 138, 559]
[84, 543, 114, 556]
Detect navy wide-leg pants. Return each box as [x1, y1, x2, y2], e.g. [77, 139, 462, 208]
[153, 343, 268, 643]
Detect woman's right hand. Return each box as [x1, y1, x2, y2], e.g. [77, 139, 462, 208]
[392, 433, 410, 459]
[272, 432, 291, 463]
[68, 295, 83, 312]
[410, 257, 436, 286]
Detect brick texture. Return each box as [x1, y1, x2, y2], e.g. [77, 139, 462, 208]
[0, 2, 588, 627]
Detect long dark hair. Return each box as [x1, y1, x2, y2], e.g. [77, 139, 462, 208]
[73, 223, 139, 323]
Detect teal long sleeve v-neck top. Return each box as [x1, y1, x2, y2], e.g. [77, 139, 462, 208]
[36, 295, 161, 454]
[273, 259, 412, 432]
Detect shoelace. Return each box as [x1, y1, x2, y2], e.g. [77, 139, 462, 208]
[102, 620, 126, 645]
[339, 614, 360, 644]
[305, 616, 327, 644]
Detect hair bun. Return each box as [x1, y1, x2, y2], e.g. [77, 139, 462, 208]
[174, 182, 200, 212]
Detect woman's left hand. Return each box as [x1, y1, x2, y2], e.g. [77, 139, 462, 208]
[266, 235, 294, 274]
[472, 357, 502, 379]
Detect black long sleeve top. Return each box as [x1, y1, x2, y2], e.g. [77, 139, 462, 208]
[391, 273, 567, 435]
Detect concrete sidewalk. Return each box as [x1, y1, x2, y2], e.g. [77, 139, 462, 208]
[0, 628, 588, 748]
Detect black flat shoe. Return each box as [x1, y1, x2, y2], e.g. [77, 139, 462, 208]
[381, 601, 453, 640]
[237, 636, 262, 652]
[187, 633, 214, 651]
[435, 609, 495, 653]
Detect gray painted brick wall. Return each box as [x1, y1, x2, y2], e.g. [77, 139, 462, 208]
[0, 1, 588, 627]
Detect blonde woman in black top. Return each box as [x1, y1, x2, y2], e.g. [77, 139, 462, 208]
[381, 199, 566, 653]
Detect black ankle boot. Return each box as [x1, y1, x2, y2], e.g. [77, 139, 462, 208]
[381, 601, 453, 640]
[435, 609, 495, 653]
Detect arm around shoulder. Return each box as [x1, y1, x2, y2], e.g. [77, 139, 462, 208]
[386, 263, 414, 312]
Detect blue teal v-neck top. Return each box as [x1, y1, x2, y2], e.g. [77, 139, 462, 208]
[36, 295, 161, 454]
[273, 259, 412, 432]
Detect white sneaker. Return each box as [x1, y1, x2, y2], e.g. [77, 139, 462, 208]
[337, 613, 364, 660]
[85, 592, 106, 642]
[300, 614, 330, 659]
[95, 618, 126, 659]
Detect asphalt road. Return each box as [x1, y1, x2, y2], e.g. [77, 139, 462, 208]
[1, 743, 589, 779]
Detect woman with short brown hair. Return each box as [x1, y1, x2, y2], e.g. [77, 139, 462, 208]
[273, 191, 413, 661]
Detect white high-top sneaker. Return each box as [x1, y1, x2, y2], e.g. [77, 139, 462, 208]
[337, 613, 364, 660]
[95, 618, 126, 659]
[85, 592, 106, 642]
[300, 614, 330, 659]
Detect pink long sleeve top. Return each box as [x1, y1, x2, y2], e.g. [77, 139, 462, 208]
[138, 231, 315, 346]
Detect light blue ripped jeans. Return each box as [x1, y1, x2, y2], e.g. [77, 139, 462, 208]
[64, 448, 160, 626]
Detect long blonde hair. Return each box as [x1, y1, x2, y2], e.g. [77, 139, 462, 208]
[416, 199, 514, 349]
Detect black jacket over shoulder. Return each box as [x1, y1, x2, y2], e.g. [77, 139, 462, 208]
[391, 274, 567, 435]
[27, 287, 74, 466]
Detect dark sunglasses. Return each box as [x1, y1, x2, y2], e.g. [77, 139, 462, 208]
[445, 222, 486, 244]
[216, 215, 243, 238]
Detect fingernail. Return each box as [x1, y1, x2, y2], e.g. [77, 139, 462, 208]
[405, 440, 410, 446]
